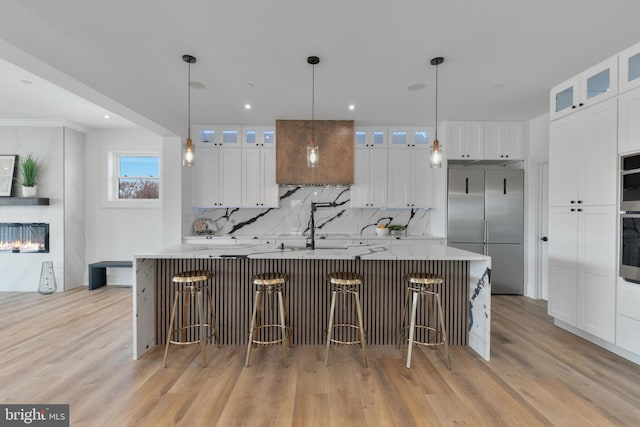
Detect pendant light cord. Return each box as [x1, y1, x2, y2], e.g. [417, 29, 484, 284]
[311, 63, 315, 140]
[434, 62, 438, 141]
[187, 61, 191, 140]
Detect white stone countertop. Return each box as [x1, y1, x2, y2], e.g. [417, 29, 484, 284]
[137, 240, 488, 261]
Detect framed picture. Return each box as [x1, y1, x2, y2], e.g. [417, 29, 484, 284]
[0, 155, 17, 196]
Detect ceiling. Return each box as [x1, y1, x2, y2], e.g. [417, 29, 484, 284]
[1, 1, 640, 136]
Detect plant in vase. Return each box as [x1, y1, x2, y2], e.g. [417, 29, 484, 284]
[387, 224, 406, 236]
[20, 153, 40, 197]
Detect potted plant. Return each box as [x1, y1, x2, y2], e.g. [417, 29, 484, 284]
[20, 153, 40, 197]
[387, 224, 406, 236]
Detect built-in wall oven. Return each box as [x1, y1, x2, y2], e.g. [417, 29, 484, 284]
[621, 213, 640, 283]
[621, 153, 640, 282]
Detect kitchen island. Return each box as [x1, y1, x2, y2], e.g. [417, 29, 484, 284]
[133, 241, 491, 360]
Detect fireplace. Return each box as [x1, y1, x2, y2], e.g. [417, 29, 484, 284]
[0, 223, 49, 253]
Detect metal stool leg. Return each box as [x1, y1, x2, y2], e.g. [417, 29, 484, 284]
[196, 289, 207, 367]
[245, 288, 262, 367]
[324, 289, 338, 366]
[353, 290, 368, 368]
[406, 290, 419, 369]
[163, 290, 180, 368]
[277, 289, 288, 367]
[434, 292, 451, 370]
[398, 287, 411, 349]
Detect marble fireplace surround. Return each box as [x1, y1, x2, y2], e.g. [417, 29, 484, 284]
[191, 186, 435, 239]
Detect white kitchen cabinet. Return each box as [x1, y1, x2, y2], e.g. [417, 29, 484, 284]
[352, 148, 388, 208]
[194, 125, 242, 147]
[618, 86, 640, 154]
[445, 122, 484, 159]
[193, 146, 242, 207]
[548, 205, 616, 342]
[550, 55, 618, 120]
[355, 127, 387, 149]
[387, 147, 433, 208]
[242, 126, 276, 148]
[388, 127, 433, 149]
[616, 279, 640, 353]
[242, 148, 278, 208]
[619, 41, 640, 94]
[549, 97, 617, 207]
[483, 122, 524, 160]
[548, 207, 578, 325]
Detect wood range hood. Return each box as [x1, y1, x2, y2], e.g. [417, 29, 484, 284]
[275, 119, 354, 185]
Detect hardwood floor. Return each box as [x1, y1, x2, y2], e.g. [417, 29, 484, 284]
[1, 287, 639, 426]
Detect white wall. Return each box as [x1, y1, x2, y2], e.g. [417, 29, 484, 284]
[85, 128, 163, 285]
[63, 128, 86, 289]
[0, 126, 65, 291]
[525, 113, 550, 298]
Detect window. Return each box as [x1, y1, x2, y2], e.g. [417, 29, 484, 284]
[108, 152, 160, 206]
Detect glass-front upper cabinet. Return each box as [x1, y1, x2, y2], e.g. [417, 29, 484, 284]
[550, 55, 617, 120]
[194, 126, 242, 147]
[387, 127, 432, 148]
[242, 126, 276, 148]
[354, 127, 387, 149]
[620, 41, 640, 93]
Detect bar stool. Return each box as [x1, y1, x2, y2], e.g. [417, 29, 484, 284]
[325, 272, 367, 368]
[245, 272, 290, 367]
[162, 270, 219, 368]
[398, 273, 450, 369]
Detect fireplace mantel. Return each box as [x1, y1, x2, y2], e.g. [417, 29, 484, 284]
[0, 197, 49, 206]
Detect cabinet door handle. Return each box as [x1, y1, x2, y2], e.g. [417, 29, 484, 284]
[577, 208, 582, 212]
[579, 103, 584, 107]
[570, 200, 575, 204]
[577, 200, 583, 204]
[570, 208, 575, 212]
[572, 105, 577, 109]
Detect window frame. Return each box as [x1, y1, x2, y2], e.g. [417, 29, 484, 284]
[105, 150, 161, 208]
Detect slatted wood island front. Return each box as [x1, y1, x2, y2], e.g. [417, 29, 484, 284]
[133, 241, 491, 360]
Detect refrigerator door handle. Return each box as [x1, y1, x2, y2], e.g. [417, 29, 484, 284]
[503, 178, 507, 195]
[465, 177, 469, 194]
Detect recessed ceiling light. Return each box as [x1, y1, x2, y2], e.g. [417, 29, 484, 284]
[103, 115, 111, 119]
[244, 104, 251, 110]
[348, 104, 355, 111]
[20, 80, 32, 85]
[408, 82, 426, 91]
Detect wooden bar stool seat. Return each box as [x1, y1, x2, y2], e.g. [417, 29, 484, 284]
[398, 273, 450, 369]
[245, 272, 291, 367]
[162, 270, 219, 368]
[325, 272, 368, 368]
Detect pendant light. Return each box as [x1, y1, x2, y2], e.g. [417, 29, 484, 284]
[430, 56, 444, 168]
[182, 54, 197, 167]
[307, 56, 320, 168]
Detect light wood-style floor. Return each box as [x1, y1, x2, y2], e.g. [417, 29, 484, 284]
[1, 287, 640, 426]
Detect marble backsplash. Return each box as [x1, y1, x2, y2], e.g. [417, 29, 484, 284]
[192, 186, 432, 237]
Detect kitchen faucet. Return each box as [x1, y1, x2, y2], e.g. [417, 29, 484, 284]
[307, 201, 337, 249]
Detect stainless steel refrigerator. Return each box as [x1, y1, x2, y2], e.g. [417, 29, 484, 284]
[447, 169, 524, 294]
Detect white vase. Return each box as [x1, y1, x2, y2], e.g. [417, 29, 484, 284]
[22, 186, 37, 198]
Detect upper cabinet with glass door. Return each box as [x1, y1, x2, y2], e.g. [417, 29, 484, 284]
[550, 55, 618, 120]
[619, 41, 640, 94]
[193, 125, 242, 147]
[242, 126, 276, 148]
[354, 127, 387, 149]
[387, 127, 432, 149]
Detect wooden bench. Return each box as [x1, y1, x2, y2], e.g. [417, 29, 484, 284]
[88, 261, 133, 290]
